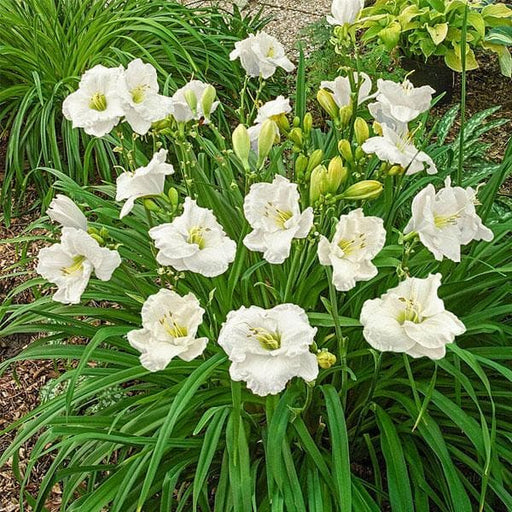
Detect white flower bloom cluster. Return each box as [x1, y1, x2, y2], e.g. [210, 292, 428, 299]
[230, 32, 295, 79]
[362, 78, 437, 175]
[37, 196, 121, 304]
[405, 178, 493, 261]
[63, 59, 218, 137]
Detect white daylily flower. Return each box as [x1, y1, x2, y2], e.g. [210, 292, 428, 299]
[248, 96, 291, 149]
[368, 101, 408, 136]
[119, 59, 173, 135]
[229, 32, 295, 79]
[404, 177, 493, 262]
[218, 304, 318, 396]
[128, 289, 208, 372]
[62, 64, 125, 137]
[116, 149, 175, 218]
[360, 273, 466, 360]
[362, 124, 437, 175]
[318, 209, 386, 291]
[320, 72, 374, 108]
[327, 0, 364, 25]
[373, 78, 435, 124]
[36, 227, 121, 305]
[47, 195, 88, 231]
[169, 80, 219, 123]
[243, 175, 314, 264]
[149, 197, 236, 277]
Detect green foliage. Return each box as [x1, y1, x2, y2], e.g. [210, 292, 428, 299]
[1, 54, 512, 512]
[347, 0, 512, 74]
[0, 0, 269, 220]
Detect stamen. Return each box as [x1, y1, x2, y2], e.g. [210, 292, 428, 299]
[397, 297, 422, 324]
[131, 85, 148, 104]
[159, 313, 188, 338]
[187, 226, 207, 249]
[89, 92, 107, 111]
[62, 255, 86, 275]
[249, 327, 281, 351]
[264, 202, 292, 229]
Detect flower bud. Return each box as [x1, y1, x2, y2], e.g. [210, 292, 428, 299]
[339, 104, 353, 127]
[168, 187, 179, 211]
[327, 156, 348, 191]
[288, 127, 303, 147]
[306, 149, 324, 173]
[184, 89, 197, 114]
[373, 121, 383, 136]
[317, 349, 337, 369]
[303, 113, 313, 136]
[99, 227, 109, 239]
[274, 113, 290, 133]
[338, 139, 353, 163]
[232, 124, 251, 168]
[257, 119, 276, 166]
[151, 117, 172, 132]
[144, 199, 160, 212]
[388, 164, 405, 176]
[317, 89, 340, 121]
[201, 85, 217, 120]
[309, 165, 329, 203]
[342, 180, 383, 201]
[89, 233, 105, 245]
[293, 116, 301, 127]
[354, 117, 370, 145]
[295, 154, 309, 179]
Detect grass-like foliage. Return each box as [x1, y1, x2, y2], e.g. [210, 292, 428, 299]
[0, 0, 268, 220]
[1, 40, 512, 512]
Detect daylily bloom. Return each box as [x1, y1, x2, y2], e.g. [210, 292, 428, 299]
[248, 96, 291, 149]
[404, 178, 493, 262]
[243, 175, 314, 264]
[368, 101, 408, 136]
[320, 72, 373, 108]
[149, 197, 236, 277]
[47, 195, 88, 231]
[36, 227, 121, 305]
[62, 64, 125, 137]
[362, 124, 437, 175]
[169, 80, 219, 123]
[229, 32, 295, 79]
[128, 289, 208, 371]
[218, 304, 318, 396]
[318, 209, 386, 291]
[372, 78, 435, 124]
[360, 273, 466, 360]
[119, 58, 173, 135]
[327, 0, 364, 26]
[116, 149, 175, 218]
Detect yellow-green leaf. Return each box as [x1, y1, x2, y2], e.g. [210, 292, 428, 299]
[427, 22, 449, 44]
[444, 46, 479, 72]
[482, 3, 512, 19]
[379, 21, 402, 50]
[467, 12, 486, 39]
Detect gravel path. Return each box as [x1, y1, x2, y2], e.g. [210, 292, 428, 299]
[181, 0, 332, 54]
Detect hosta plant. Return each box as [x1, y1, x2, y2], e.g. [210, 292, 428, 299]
[1, 34, 512, 512]
[328, 0, 512, 76]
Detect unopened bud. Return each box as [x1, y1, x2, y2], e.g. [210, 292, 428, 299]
[310, 165, 329, 203]
[232, 124, 251, 168]
[99, 227, 109, 239]
[288, 127, 303, 147]
[306, 149, 324, 173]
[89, 233, 105, 245]
[327, 156, 348, 191]
[274, 113, 290, 133]
[388, 165, 405, 176]
[144, 199, 160, 212]
[354, 117, 370, 145]
[184, 89, 197, 114]
[151, 117, 172, 132]
[168, 187, 179, 211]
[317, 349, 337, 369]
[293, 116, 301, 127]
[338, 139, 353, 163]
[373, 121, 383, 136]
[257, 119, 276, 166]
[339, 103, 353, 127]
[295, 154, 309, 179]
[342, 180, 383, 201]
[303, 113, 313, 136]
[201, 85, 217, 120]
[317, 89, 340, 121]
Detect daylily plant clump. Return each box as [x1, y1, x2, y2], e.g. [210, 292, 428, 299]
[4, 24, 511, 512]
[41, 30, 493, 394]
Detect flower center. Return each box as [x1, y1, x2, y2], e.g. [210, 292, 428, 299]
[187, 226, 207, 249]
[159, 313, 188, 338]
[89, 92, 107, 111]
[265, 202, 293, 229]
[131, 85, 148, 104]
[249, 327, 281, 351]
[338, 234, 366, 256]
[434, 212, 460, 229]
[266, 46, 276, 58]
[397, 297, 422, 324]
[62, 255, 86, 275]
